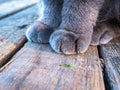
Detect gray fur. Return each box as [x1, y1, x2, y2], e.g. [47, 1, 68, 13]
[91, 23, 120, 45]
[26, 0, 120, 54]
[37, 0, 63, 27]
[50, 0, 104, 54]
[26, 0, 63, 43]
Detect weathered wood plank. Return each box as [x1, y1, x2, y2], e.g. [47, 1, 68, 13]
[100, 37, 120, 90]
[0, 0, 13, 4]
[0, 5, 38, 67]
[0, 0, 38, 19]
[0, 42, 105, 90]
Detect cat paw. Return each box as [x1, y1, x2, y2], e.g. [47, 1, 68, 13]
[49, 29, 92, 54]
[26, 21, 54, 43]
[91, 25, 115, 45]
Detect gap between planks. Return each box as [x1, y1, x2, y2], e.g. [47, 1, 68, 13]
[0, 1, 105, 89]
[0, 5, 38, 67]
[0, 0, 38, 19]
[99, 37, 120, 90]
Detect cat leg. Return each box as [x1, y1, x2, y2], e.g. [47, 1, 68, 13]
[91, 23, 120, 45]
[26, 0, 63, 43]
[49, 0, 104, 54]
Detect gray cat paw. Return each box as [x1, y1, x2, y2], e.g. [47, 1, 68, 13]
[49, 29, 91, 54]
[91, 25, 115, 45]
[26, 22, 54, 43]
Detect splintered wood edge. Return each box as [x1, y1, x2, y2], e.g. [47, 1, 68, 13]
[0, 38, 26, 67]
[0, 5, 38, 67]
[0, 42, 105, 90]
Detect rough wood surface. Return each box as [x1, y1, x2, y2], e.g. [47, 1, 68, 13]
[0, 0, 38, 19]
[0, 5, 38, 67]
[0, 0, 13, 4]
[0, 42, 105, 90]
[100, 38, 120, 90]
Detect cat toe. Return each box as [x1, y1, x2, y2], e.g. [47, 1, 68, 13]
[49, 29, 91, 54]
[49, 29, 78, 55]
[77, 35, 91, 53]
[26, 21, 54, 43]
[91, 26, 114, 45]
[99, 31, 114, 44]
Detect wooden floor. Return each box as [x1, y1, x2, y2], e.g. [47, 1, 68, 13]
[0, 0, 119, 90]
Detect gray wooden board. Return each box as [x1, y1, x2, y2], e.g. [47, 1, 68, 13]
[0, 5, 38, 67]
[100, 38, 120, 90]
[0, 42, 105, 90]
[0, 0, 38, 19]
[0, 0, 13, 4]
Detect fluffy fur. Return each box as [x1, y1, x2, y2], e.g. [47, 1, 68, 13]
[26, 0, 120, 54]
[91, 0, 120, 45]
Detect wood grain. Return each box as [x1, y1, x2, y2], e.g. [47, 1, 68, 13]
[100, 37, 120, 90]
[0, 5, 38, 67]
[0, 0, 38, 19]
[0, 42, 105, 90]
